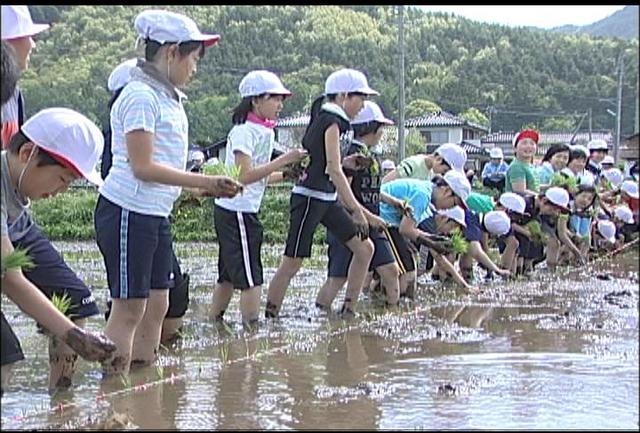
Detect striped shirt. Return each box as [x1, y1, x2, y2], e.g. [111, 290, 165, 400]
[99, 65, 188, 217]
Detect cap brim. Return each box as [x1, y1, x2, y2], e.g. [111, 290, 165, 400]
[358, 87, 379, 96]
[200, 34, 221, 47]
[6, 23, 50, 39]
[377, 117, 394, 125]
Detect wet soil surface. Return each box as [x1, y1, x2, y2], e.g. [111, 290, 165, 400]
[1, 242, 638, 429]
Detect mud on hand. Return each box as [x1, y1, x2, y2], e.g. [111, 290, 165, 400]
[62, 327, 117, 363]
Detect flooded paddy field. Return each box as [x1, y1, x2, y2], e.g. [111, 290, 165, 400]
[1, 242, 638, 430]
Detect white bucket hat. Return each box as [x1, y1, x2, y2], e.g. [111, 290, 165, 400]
[499, 192, 527, 215]
[613, 206, 634, 224]
[441, 169, 471, 209]
[602, 155, 615, 165]
[134, 9, 220, 47]
[381, 159, 396, 171]
[324, 68, 379, 96]
[435, 142, 467, 172]
[544, 186, 571, 212]
[21, 108, 104, 186]
[107, 58, 139, 92]
[621, 180, 639, 199]
[483, 210, 511, 236]
[238, 70, 291, 98]
[489, 147, 503, 159]
[596, 219, 617, 243]
[1, 5, 50, 40]
[437, 206, 466, 228]
[602, 168, 624, 188]
[587, 139, 608, 151]
[352, 100, 394, 125]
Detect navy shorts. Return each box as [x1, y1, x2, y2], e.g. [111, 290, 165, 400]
[95, 195, 173, 299]
[385, 226, 416, 274]
[13, 224, 99, 319]
[1, 312, 24, 366]
[214, 204, 264, 289]
[284, 194, 358, 258]
[464, 211, 483, 243]
[326, 228, 395, 278]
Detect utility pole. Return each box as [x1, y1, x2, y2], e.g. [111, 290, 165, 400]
[487, 106, 493, 134]
[588, 107, 592, 140]
[614, 52, 623, 163]
[398, 5, 406, 160]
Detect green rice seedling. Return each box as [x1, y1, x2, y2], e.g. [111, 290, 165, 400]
[1, 247, 35, 276]
[202, 161, 242, 180]
[550, 172, 577, 192]
[525, 220, 547, 243]
[119, 373, 132, 389]
[450, 229, 468, 255]
[156, 365, 164, 380]
[300, 155, 311, 169]
[51, 292, 74, 318]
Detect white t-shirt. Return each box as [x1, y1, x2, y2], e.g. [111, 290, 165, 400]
[215, 121, 275, 213]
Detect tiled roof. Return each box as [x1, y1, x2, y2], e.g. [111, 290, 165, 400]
[426, 141, 487, 156]
[481, 130, 613, 147]
[405, 111, 488, 131]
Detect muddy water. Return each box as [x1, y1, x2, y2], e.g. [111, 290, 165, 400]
[1, 242, 638, 429]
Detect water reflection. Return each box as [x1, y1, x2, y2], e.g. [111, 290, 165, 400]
[0, 243, 637, 429]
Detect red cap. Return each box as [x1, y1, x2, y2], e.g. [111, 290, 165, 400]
[513, 129, 539, 147]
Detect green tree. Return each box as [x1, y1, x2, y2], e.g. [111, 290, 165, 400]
[406, 99, 442, 118]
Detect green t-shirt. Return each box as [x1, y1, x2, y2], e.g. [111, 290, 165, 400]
[395, 155, 433, 181]
[506, 158, 539, 193]
[465, 192, 495, 215]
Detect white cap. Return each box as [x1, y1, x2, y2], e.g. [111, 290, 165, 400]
[489, 147, 503, 159]
[579, 171, 595, 187]
[134, 9, 220, 47]
[602, 155, 615, 165]
[107, 58, 139, 92]
[352, 100, 394, 125]
[570, 144, 589, 159]
[587, 139, 608, 151]
[544, 186, 570, 212]
[613, 206, 634, 224]
[435, 142, 467, 172]
[238, 69, 291, 98]
[381, 159, 395, 171]
[21, 108, 104, 186]
[499, 192, 527, 215]
[324, 68, 379, 96]
[1, 6, 49, 40]
[483, 210, 511, 236]
[442, 169, 471, 207]
[597, 219, 617, 243]
[621, 180, 639, 199]
[602, 168, 624, 188]
[437, 206, 466, 228]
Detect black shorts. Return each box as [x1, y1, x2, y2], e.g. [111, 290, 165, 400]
[385, 226, 416, 274]
[166, 251, 189, 318]
[13, 224, 99, 320]
[214, 204, 264, 289]
[284, 194, 358, 258]
[95, 195, 173, 299]
[326, 228, 395, 278]
[1, 312, 24, 366]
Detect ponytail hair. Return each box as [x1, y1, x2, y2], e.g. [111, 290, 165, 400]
[306, 93, 338, 135]
[232, 96, 254, 125]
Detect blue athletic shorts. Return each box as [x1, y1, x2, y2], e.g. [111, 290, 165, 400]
[326, 228, 395, 278]
[95, 195, 173, 299]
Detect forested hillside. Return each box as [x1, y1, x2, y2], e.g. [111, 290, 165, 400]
[22, 5, 638, 144]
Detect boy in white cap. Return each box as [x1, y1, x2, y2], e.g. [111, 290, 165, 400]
[210, 70, 306, 329]
[315, 101, 401, 311]
[611, 205, 637, 243]
[265, 68, 384, 319]
[495, 192, 531, 274]
[481, 147, 508, 192]
[620, 179, 639, 222]
[381, 159, 395, 176]
[585, 138, 609, 184]
[560, 145, 595, 189]
[1, 107, 116, 394]
[593, 219, 619, 251]
[1, 5, 50, 148]
[601, 155, 615, 171]
[95, 9, 242, 376]
[382, 142, 467, 183]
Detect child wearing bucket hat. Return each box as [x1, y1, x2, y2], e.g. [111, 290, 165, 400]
[505, 129, 539, 195]
[1, 107, 117, 394]
[95, 9, 242, 376]
[265, 68, 385, 319]
[585, 138, 609, 185]
[211, 70, 307, 329]
[315, 100, 402, 310]
[1, 5, 50, 149]
[560, 145, 595, 191]
[382, 142, 467, 183]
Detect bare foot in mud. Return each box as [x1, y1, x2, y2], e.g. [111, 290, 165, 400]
[102, 355, 128, 376]
[62, 327, 116, 362]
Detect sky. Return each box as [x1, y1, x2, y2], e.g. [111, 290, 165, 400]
[417, 6, 627, 29]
